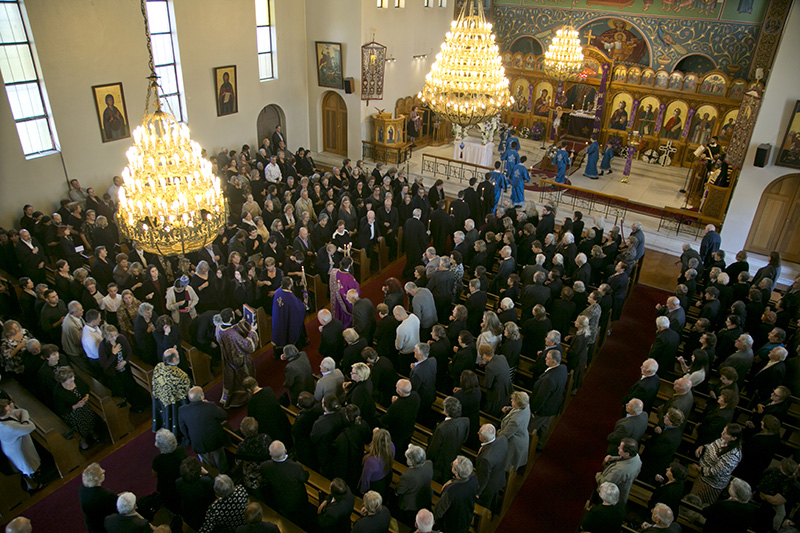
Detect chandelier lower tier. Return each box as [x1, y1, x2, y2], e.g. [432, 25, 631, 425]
[544, 25, 584, 83]
[418, 0, 512, 128]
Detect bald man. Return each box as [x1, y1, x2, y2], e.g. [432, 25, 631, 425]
[381, 379, 421, 460]
[606, 399, 647, 455]
[5, 517, 32, 533]
[318, 308, 345, 362]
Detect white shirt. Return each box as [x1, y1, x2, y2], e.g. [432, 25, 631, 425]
[81, 324, 103, 360]
[101, 294, 122, 313]
[265, 163, 282, 183]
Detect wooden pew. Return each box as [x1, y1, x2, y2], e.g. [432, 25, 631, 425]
[0, 377, 85, 478]
[307, 273, 330, 312]
[72, 366, 134, 444]
[128, 355, 154, 395]
[0, 470, 30, 517]
[181, 342, 213, 388]
[350, 246, 370, 283]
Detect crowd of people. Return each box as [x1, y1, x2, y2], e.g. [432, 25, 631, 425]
[1, 128, 798, 533]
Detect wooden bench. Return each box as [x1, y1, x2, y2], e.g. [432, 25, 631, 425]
[0, 470, 30, 517]
[128, 355, 154, 395]
[72, 366, 134, 444]
[181, 342, 213, 388]
[0, 377, 85, 477]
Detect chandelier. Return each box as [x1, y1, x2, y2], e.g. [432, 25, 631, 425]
[418, 0, 512, 127]
[544, 25, 584, 83]
[116, 0, 228, 257]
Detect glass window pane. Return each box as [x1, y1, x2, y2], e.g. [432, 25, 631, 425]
[16, 117, 53, 155]
[255, 0, 269, 26]
[6, 82, 43, 119]
[160, 94, 181, 121]
[256, 26, 271, 53]
[145, 1, 170, 34]
[258, 53, 272, 80]
[155, 65, 177, 95]
[150, 33, 174, 66]
[0, 43, 36, 83]
[0, 4, 26, 44]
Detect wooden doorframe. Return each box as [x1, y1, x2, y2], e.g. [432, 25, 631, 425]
[256, 104, 285, 149]
[745, 173, 800, 257]
[321, 91, 348, 156]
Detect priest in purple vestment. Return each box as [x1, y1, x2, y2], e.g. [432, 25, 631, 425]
[329, 256, 360, 329]
[271, 277, 307, 351]
[215, 308, 259, 409]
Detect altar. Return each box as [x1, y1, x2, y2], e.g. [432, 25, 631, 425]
[566, 112, 596, 140]
[454, 137, 494, 168]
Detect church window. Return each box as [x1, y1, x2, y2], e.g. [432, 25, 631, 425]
[145, 0, 187, 121]
[256, 0, 277, 81]
[0, 0, 59, 158]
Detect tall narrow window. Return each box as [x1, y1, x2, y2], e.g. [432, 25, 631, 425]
[256, 0, 276, 81]
[438, 0, 447, 7]
[145, 0, 186, 121]
[0, 0, 59, 158]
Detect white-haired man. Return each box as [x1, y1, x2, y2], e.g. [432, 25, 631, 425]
[317, 308, 344, 361]
[104, 492, 149, 532]
[434, 456, 479, 531]
[648, 316, 680, 374]
[315, 357, 344, 401]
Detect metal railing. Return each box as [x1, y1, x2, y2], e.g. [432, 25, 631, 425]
[421, 153, 493, 184]
[538, 179, 631, 222]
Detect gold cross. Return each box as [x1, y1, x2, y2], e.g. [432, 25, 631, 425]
[277, 297, 283, 307]
[583, 29, 596, 44]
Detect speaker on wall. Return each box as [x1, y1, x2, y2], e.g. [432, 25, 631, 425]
[343, 77, 355, 94]
[754, 143, 772, 168]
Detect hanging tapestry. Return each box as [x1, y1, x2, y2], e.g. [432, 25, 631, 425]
[361, 42, 386, 102]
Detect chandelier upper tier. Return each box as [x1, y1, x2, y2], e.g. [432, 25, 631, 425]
[544, 25, 584, 83]
[116, 0, 227, 257]
[418, 0, 512, 127]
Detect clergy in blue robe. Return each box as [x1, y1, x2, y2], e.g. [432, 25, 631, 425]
[510, 156, 530, 207]
[271, 277, 306, 348]
[554, 143, 570, 184]
[491, 166, 508, 214]
[583, 137, 599, 179]
[498, 128, 511, 153]
[600, 143, 614, 175]
[501, 141, 520, 177]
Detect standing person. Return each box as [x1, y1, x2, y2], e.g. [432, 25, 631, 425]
[403, 209, 429, 279]
[216, 308, 259, 409]
[329, 257, 360, 329]
[179, 387, 229, 474]
[0, 398, 41, 490]
[599, 142, 614, 176]
[271, 277, 307, 353]
[595, 438, 642, 505]
[260, 440, 313, 528]
[151, 348, 191, 437]
[553, 142, 571, 184]
[433, 456, 480, 533]
[498, 391, 531, 473]
[53, 367, 99, 450]
[509, 156, 530, 208]
[583, 136, 600, 179]
[475, 424, 509, 514]
[409, 106, 422, 147]
[79, 463, 118, 533]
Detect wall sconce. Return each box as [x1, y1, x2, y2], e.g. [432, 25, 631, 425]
[385, 56, 396, 63]
[413, 53, 428, 60]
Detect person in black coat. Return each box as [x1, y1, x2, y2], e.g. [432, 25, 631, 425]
[291, 392, 323, 468]
[350, 292, 377, 345]
[639, 408, 685, 483]
[427, 261, 456, 324]
[434, 456, 480, 533]
[475, 425, 508, 514]
[701, 477, 758, 532]
[647, 463, 687, 516]
[176, 457, 216, 531]
[429, 200, 453, 255]
[373, 306, 400, 374]
[344, 364, 377, 428]
[581, 482, 625, 533]
[79, 463, 119, 533]
[352, 491, 392, 533]
[244, 378, 292, 448]
[402, 210, 429, 279]
[465, 279, 487, 335]
[315, 244, 342, 280]
[331, 405, 372, 490]
[528, 352, 568, 449]
[410, 344, 437, 420]
[318, 309, 345, 363]
[363, 346, 397, 407]
[310, 395, 346, 478]
[621, 359, 661, 413]
[648, 317, 680, 376]
[535, 205, 555, 243]
[450, 332, 477, 388]
[260, 440, 313, 528]
[751, 346, 788, 402]
[377, 198, 400, 261]
[429, 325, 452, 390]
[381, 379, 421, 460]
[481, 348, 512, 418]
[428, 396, 470, 483]
[318, 477, 356, 533]
[178, 387, 229, 473]
[357, 210, 382, 263]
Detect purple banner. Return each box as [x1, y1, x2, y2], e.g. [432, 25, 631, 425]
[555, 81, 566, 107]
[623, 146, 637, 176]
[527, 83, 534, 113]
[592, 63, 611, 135]
[654, 103, 667, 134]
[627, 99, 640, 130]
[681, 108, 696, 139]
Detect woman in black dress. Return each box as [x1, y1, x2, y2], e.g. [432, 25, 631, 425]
[258, 257, 283, 312]
[454, 370, 481, 449]
[53, 366, 98, 450]
[152, 428, 187, 513]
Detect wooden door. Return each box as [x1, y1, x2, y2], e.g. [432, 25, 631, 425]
[322, 91, 347, 156]
[256, 104, 285, 148]
[746, 174, 800, 261]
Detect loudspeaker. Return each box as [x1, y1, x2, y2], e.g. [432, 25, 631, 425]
[754, 143, 771, 168]
[343, 77, 355, 94]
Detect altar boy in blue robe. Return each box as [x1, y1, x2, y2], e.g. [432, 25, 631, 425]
[510, 156, 530, 207]
[599, 142, 615, 176]
[554, 142, 570, 184]
[502, 141, 520, 178]
[583, 136, 600, 179]
[491, 163, 507, 213]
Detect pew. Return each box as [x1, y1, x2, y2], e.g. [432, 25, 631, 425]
[0, 470, 30, 517]
[1, 377, 85, 478]
[128, 354, 154, 395]
[72, 366, 134, 444]
[181, 342, 213, 388]
[350, 246, 370, 283]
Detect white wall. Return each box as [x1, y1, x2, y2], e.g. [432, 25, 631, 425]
[720, 1, 800, 255]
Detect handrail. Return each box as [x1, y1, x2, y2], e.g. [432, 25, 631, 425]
[658, 206, 722, 237]
[538, 178, 631, 222]
[421, 153, 493, 184]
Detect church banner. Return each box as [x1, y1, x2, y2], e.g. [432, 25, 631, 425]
[681, 108, 697, 139]
[627, 99, 640, 130]
[726, 88, 763, 169]
[361, 41, 386, 102]
[654, 103, 667, 134]
[592, 63, 611, 135]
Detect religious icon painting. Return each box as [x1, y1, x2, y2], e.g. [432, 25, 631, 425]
[214, 65, 238, 117]
[581, 58, 601, 78]
[654, 70, 669, 89]
[511, 78, 531, 113]
[608, 93, 633, 131]
[776, 100, 800, 169]
[512, 53, 524, 69]
[502, 52, 512, 67]
[728, 79, 746, 99]
[661, 101, 688, 140]
[316, 42, 344, 89]
[533, 82, 554, 117]
[719, 109, 738, 142]
[682, 74, 699, 93]
[699, 73, 727, 96]
[640, 68, 655, 87]
[688, 105, 717, 146]
[635, 96, 660, 137]
[613, 66, 627, 83]
[524, 54, 536, 70]
[92, 82, 130, 143]
[626, 67, 641, 85]
[667, 72, 683, 91]
[536, 56, 546, 71]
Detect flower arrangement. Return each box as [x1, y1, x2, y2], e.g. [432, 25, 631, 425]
[530, 121, 545, 141]
[608, 134, 624, 156]
[545, 144, 559, 160]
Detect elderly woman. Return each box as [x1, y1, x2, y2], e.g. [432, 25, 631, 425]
[216, 308, 259, 409]
[691, 423, 744, 504]
[116, 289, 141, 339]
[498, 322, 523, 381]
[191, 260, 223, 313]
[352, 491, 391, 533]
[79, 463, 118, 533]
[344, 362, 376, 427]
[176, 457, 216, 531]
[52, 366, 98, 450]
[235, 416, 271, 493]
[566, 315, 592, 391]
[199, 475, 249, 533]
[395, 444, 434, 524]
[359, 428, 395, 497]
[152, 429, 187, 513]
[0, 398, 41, 489]
[499, 391, 531, 472]
[152, 347, 191, 436]
[81, 276, 104, 313]
[133, 302, 157, 365]
[476, 311, 503, 362]
[1, 320, 35, 377]
[581, 482, 624, 533]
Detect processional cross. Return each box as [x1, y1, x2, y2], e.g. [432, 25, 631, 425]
[658, 141, 678, 167]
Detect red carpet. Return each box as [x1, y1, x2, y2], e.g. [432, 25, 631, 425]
[498, 284, 670, 532]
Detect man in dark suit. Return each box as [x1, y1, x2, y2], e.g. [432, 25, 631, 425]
[656, 296, 686, 333]
[244, 377, 293, 448]
[535, 204, 555, 243]
[427, 258, 456, 324]
[433, 456, 480, 533]
[449, 191, 470, 233]
[79, 463, 119, 533]
[655, 377, 693, 425]
[317, 477, 355, 533]
[292, 392, 323, 468]
[363, 345, 397, 407]
[606, 399, 648, 455]
[410, 343, 437, 423]
[292, 227, 315, 270]
[357, 210, 381, 264]
[104, 492, 151, 533]
[571, 253, 592, 286]
[260, 440, 312, 528]
[310, 395, 345, 478]
[639, 409, 685, 483]
[478, 173, 494, 223]
[481, 347, 513, 418]
[528, 351, 568, 450]
[377, 197, 400, 261]
[349, 291, 376, 345]
[429, 200, 452, 255]
[452, 230, 469, 262]
[318, 309, 345, 363]
[520, 271, 551, 317]
[465, 279, 487, 336]
[622, 359, 661, 414]
[427, 396, 470, 482]
[271, 125, 286, 155]
[403, 208, 429, 279]
[179, 387, 229, 473]
[373, 305, 400, 374]
[381, 379, 421, 460]
[699, 223, 721, 271]
[719, 334, 755, 385]
[490, 246, 516, 294]
[15, 229, 46, 285]
[197, 242, 224, 273]
[315, 244, 342, 281]
[476, 424, 509, 513]
[648, 316, 680, 375]
[463, 179, 481, 223]
[751, 346, 788, 401]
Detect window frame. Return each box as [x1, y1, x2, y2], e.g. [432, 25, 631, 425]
[145, 0, 187, 122]
[255, 0, 277, 81]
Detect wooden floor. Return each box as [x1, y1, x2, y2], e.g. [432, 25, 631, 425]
[638, 249, 682, 292]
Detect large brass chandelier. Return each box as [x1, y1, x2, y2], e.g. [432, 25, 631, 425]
[418, 0, 512, 127]
[116, 0, 227, 256]
[544, 25, 584, 82]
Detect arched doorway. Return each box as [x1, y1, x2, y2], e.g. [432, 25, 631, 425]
[256, 104, 285, 149]
[745, 174, 800, 262]
[322, 91, 347, 156]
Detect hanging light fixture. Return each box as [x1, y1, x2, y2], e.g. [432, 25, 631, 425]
[116, 0, 228, 256]
[418, 0, 512, 128]
[544, 25, 584, 83]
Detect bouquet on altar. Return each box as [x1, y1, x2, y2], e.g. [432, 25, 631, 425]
[545, 144, 559, 160]
[530, 121, 545, 141]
